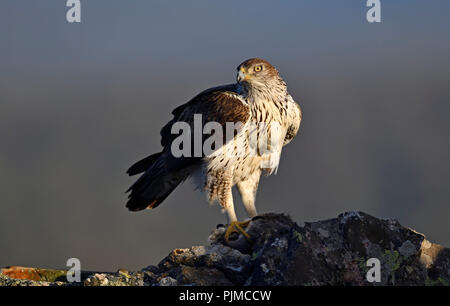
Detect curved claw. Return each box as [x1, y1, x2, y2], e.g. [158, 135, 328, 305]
[224, 220, 251, 240]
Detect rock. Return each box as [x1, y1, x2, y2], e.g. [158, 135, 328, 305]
[83, 270, 145, 286]
[1, 211, 449, 286]
[158, 276, 178, 286]
[0, 273, 65, 286]
[399, 240, 417, 257]
[156, 244, 251, 284]
[171, 265, 233, 286]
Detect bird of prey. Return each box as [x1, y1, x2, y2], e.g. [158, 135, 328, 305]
[126, 58, 302, 239]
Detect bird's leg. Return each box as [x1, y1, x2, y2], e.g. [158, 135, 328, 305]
[221, 187, 251, 241]
[237, 185, 258, 219]
[237, 170, 261, 219]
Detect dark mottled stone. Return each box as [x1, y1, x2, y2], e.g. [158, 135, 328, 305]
[1, 212, 449, 286]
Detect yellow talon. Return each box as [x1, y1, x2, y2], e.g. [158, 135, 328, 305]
[224, 220, 251, 240]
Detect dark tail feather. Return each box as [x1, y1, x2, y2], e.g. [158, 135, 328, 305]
[126, 157, 186, 212]
[127, 152, 162, 176]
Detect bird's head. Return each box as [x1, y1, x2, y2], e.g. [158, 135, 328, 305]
[236, 58, 281, 88]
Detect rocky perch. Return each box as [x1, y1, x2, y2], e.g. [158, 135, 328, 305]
[1, 212, 449, 286]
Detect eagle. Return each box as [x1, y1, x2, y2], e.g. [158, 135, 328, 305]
[126, 58, 302, 239]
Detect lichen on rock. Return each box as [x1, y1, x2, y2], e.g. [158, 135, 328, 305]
[1, 212, 449, 286]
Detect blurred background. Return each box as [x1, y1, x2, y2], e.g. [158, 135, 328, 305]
[1, 0, 449, 271]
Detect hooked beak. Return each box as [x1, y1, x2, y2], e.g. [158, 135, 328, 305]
[237, 70, 246, 83]
[237, 66, 248, 83]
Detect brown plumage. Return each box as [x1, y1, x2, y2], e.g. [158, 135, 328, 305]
[126, 58, 302, 228]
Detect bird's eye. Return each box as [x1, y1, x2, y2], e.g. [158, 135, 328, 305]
[254, 65, 262, 72]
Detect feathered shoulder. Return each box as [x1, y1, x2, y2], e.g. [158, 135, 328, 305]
[160, 84, 250, 148]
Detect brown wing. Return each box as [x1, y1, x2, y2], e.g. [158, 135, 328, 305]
[160, 84, 250, 149]
[126, 84, 250, 211]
